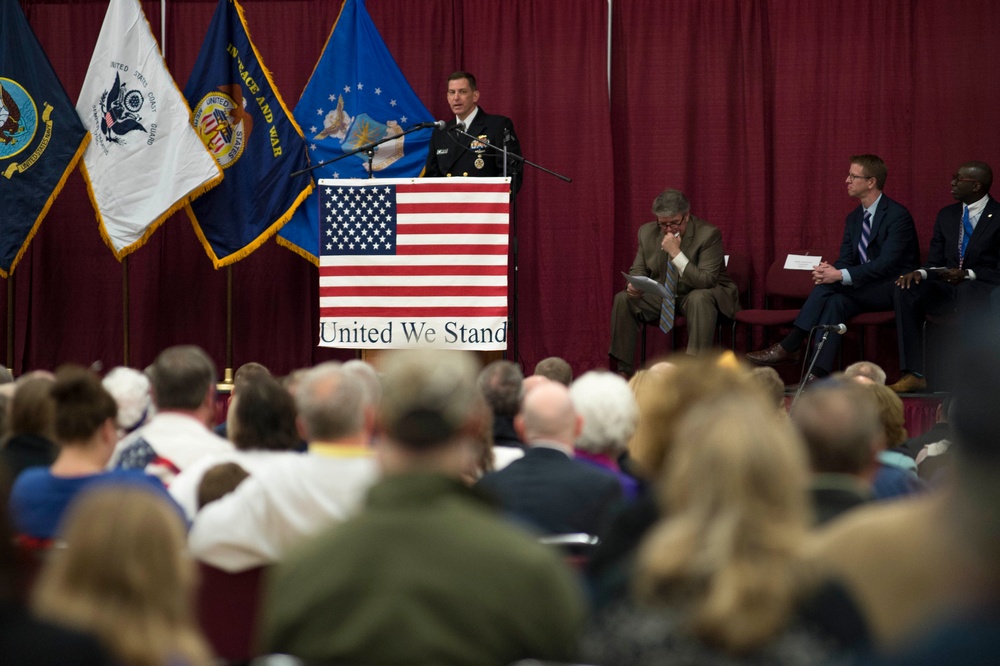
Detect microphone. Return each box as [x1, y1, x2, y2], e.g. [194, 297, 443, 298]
[815, 324, 847, 335]
[412, 120, 446, 130]
[451, 121, 466, 133]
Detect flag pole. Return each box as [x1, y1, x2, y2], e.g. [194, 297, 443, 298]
[6, 277, 13, 372]
[219, 265, 234, 389]
[123, 256, 130, 366]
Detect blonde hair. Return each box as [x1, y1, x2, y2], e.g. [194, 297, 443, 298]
[32, 487, 212, 666]
[635, 393, 813, 653]
[866, 383, 907, 447]
[628, 355, 752, 478]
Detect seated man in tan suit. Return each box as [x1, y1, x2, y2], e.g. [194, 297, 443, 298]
[609, 188, 739, 374]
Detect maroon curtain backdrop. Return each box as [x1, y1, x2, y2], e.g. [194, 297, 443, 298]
[9, 0, 1000, 383]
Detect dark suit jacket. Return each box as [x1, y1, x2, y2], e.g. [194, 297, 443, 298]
[923, 197, 1000, 285]
[628, 216, 740, 318]
[423, 107, 522, 193]
[834, 194, 921, 288]
[475, 446, 622, 535]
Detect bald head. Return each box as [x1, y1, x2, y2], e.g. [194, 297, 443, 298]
[516, 382, 581, 447]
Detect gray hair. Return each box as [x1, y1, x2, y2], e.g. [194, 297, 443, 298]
[651, 189, 690, 218]
[570, 371, 638, 454]
[296, 362, 367, 441]
[381, 350, 480, 450]
[102, 367, 154, 433]
[147, 345, 216, 410]
[843, 361, 886, 385]
[343, 359, 382, 408]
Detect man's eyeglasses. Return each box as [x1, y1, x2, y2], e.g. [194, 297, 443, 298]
[952, 174, 978, 184]
[847, 173, 871, 181]
[658, 216, 686, 229]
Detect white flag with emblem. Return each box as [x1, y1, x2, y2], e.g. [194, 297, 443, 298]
[76, 0, 222, 260]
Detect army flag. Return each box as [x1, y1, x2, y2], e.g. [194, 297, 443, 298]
[0, 0, 89, 277]
[185, 0, 312, 268]
[277, 0, 433, 264]
[76, 0, 222, 260]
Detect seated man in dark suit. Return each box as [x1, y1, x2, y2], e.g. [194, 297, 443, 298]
[610, 188, 739, 374]
[747, 155, 920, 381]
[476, 382, 622, 535]
[891, 162, 1000, 393]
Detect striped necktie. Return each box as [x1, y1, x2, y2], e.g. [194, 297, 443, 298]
[857, 211, 872, 263]
[960, 205, 973, 267]
[659, 259, 677, 334]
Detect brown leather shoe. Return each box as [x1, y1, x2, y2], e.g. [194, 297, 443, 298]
[746, 342, 801, 366]
[889, 373, 928, 394]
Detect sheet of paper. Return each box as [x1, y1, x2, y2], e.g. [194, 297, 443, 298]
[784, 254, 820, 270]
[622, 272, 670, 299]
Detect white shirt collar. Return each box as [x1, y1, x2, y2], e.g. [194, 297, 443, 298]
[457, 105, 479, 131]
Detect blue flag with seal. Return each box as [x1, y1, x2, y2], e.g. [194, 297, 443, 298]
[277, 0, 433, 264]
[1, 0, 89, 278]
[185, 0, 312, 268]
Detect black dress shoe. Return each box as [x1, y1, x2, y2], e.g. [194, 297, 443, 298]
[746, 342, 801, 366]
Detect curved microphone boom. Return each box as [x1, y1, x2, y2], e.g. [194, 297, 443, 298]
[815, 324, 847, 335]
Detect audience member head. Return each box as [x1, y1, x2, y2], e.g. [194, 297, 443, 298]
[230, 376, 298, 451]
[0, 367, 13, 385]
[102, 366, 154, 438]
[295, 362, 370, 443]
[515, 381, 581, 450]
[533, 357, 573, 386]
[791, 380, 881, 476]
[197, 462, 250, 510]
[636, 392, 811, 653]
[521, 374, 551, 396]
[147, 346, 216, 418]
[570, 371, 638, 457]
[866, 383, 907, 448]
[51, 366, 117, 451]
[461, 391, 496, 486]
[343, 359, 382, 409]
[32, 486, 211, 666]
[939, 336, 1000, 574]
[843, 360, 886, 385]
[749, 366, 787, 413]
[477, 360, 523, 419]
[378, 350, 483, 472]
[232, 362, 270, 393]
[628, 355, 752, 479]
[6, 374, 56, 442]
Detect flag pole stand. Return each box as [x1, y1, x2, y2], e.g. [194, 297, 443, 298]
[122, 256, 130, 366]
[218, 265, 235, 391]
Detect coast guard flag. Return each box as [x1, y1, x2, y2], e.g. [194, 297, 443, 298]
[185, 0, 312, 268]
[76, 0, 222, 260]
[0, 0, 89, 277]
[277, 0, 433, 264]
[317, 178, 510, 351]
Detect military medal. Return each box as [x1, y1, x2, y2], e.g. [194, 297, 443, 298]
[474, 157, 485, 169]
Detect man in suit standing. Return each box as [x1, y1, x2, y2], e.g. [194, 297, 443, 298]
[423, 71, 521, 194]
[609, 188, 739, 374]
[890, 162, 1000, 393]
[747, 155, 920, 381]
[476, 381, 622, 535]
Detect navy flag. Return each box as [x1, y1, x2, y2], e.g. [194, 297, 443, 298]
[277, 0, 433, 264]
[1, 0, 89, 277]
[185, 0, 312, 268]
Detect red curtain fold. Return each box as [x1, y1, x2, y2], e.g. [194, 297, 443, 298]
[9, 0, 1000, 381]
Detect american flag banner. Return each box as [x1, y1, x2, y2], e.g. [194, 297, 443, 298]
[317, 177, 511, 350]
